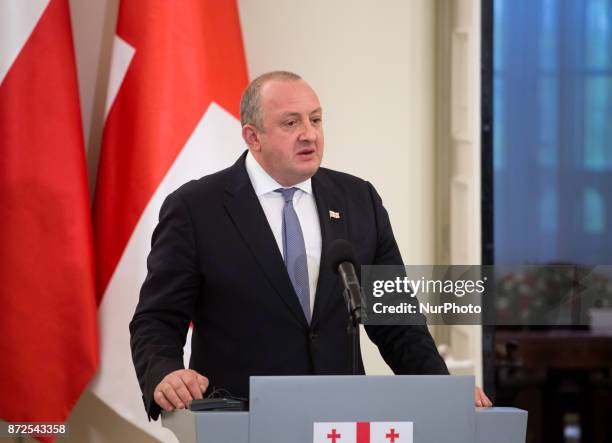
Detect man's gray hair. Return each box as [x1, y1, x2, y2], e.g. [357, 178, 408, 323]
[240, 71, 302, 130]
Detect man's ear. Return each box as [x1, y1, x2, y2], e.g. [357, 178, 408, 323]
[242, 125, 261, 152]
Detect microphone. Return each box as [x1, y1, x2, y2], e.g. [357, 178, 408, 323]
[328, 239, 362, 324]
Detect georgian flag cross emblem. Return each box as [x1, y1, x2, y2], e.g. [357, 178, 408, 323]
[313, 422, 413, 443]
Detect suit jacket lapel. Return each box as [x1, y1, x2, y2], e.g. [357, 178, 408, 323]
[224, 154, 309, 327]
[311, 169, 348, 329]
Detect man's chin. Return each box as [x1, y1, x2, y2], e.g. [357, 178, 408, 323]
[299, 162, 321, 178]
[286, 167, 318, 184]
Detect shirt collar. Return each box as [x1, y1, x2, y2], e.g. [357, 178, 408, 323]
[245, 150, 313, 196]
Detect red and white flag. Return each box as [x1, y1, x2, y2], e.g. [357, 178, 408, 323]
[313, 422, 413, 443]
[0, 0, 98, 440]
[91, 0, 248, 440]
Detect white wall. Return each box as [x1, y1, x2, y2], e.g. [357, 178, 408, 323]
[37, 1, 440, 441]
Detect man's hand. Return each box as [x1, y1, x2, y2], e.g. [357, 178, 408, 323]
[154, 369, 209, 412]
[474, 386, 492, 407]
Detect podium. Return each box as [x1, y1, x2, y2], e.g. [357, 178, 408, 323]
[162, 375, 527, 443]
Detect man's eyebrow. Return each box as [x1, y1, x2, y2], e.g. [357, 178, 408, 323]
[279, 108, 323, 119]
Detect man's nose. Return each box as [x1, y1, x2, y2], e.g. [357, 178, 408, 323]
[298, 122, 317, 142]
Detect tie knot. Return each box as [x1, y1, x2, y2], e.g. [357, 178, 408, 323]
[275, 187, 299, 203]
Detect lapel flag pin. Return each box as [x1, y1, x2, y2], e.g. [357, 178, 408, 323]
[329, 210, 340, 219]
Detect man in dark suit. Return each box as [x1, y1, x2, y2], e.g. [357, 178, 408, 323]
[130, 71, 491, 420]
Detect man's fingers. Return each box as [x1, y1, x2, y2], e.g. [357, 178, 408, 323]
[482, 392, 493, 407]
[171, 380, 194, 406]
[154, 390, 174, 412]
[153, 370, 209, 411]
[161, 382, 187, 409]
[474, 387, 483, 407]
[479, 390, 492, 407]
[474, 386, 492, 408]
[181, 373, 204, 400]
[196, 374, 209, 393]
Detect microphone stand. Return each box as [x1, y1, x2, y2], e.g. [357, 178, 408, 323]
[343, 288, 361, 375]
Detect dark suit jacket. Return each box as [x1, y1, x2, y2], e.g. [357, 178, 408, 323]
[130, 152, 448, 420]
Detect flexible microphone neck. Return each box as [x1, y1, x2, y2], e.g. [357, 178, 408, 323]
[328, 239, 362, 325]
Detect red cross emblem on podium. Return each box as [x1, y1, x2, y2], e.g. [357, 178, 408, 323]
[386, 427, 400, 442]
[327, 428, 341, 442]
[314, 421, 412, 442]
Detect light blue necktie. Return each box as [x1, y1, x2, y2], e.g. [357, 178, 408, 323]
[276, 187, 311, 323]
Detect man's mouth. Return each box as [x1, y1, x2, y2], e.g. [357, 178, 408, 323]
[297, 148, 316, 157]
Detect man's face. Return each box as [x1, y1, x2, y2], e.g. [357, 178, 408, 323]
[244, 79, 324, 186]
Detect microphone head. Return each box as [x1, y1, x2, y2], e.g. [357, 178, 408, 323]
[328, 239, 356, 274]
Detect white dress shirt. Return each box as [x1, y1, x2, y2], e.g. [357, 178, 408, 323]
[245, 151, 322, 317]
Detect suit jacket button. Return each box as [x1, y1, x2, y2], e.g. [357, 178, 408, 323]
[310, 332, 318, 341]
